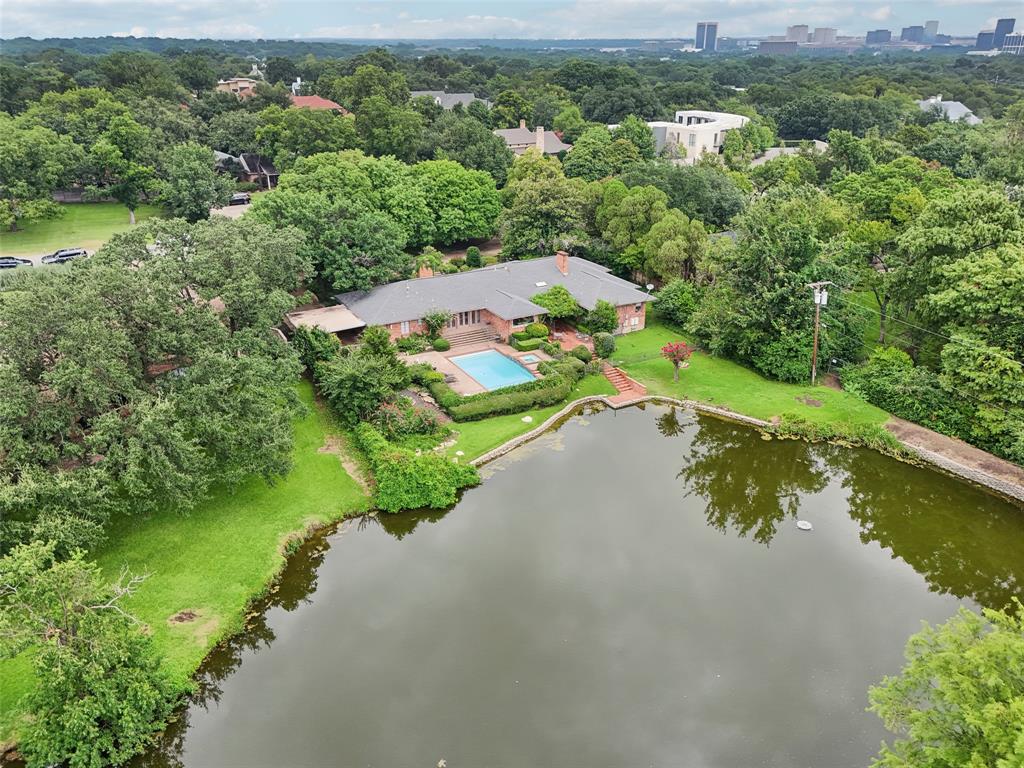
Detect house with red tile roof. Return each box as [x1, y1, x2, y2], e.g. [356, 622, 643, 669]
[288, 94, 350, 114]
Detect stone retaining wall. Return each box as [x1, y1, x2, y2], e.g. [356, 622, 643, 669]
[469, 395, 1024, 505]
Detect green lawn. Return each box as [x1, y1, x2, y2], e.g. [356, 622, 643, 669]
[612, 321, 889, 427]
[0, 203, 161, 257]
[445, 374, 618, 461]
[0, 380, 368, 745]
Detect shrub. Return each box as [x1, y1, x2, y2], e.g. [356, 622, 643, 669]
[354, 424, 479, 513]
[396, 334, 429, 353]
[512, 337, 544, 351]
[432, 337, 451, 352]
[592, 332, 615, 358]
[526, 322, 549, 338]
[585, 300, 619, 335]
[315, 353, 409, 427]
[510, 330, 531, 343]
[408, 363, 444, 386]
[541, 342, 563, 357]
[584, 359, 604, 376]
[571, 344, 593, 363]
[842, 347, 974, 439]
[235, 181, 260, 192]
[656, 279, 701, 326]
[537, 357, 585, 381]
[768, 414, 910, 458]
[291, 326, 341, 369]
[465, 246, 483, 268]
[422, 309, 453, 339]
[371, 398, 440, 440]
[449, 258, 466, 269]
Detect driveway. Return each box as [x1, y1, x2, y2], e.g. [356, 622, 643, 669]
[210, 203, 251, 219]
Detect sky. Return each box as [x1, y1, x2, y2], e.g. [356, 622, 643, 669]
[0, 0, 1019, 41]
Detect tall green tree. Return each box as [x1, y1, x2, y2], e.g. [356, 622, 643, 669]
[869, 600, 1024, 768]
[0, 541, 175, 767]
[0, 115, 83, 231]
[411, 159, 500, 245]
[156, 141, 233, 222]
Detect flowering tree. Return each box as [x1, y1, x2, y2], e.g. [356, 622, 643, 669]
[661, 341, 692, 381]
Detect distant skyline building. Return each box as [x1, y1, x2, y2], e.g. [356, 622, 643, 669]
[866, 29, 892, 44]
[924, 20, 939, 41]
[901, 25, 925, 43]
[976, 30, 996, 50]
[695, 21, 718, 51]
[1003, 32, 1024, 54]
[811, 27, 836, 44]
[994, 18, 1016, 49]
[786, 24, 809, 42]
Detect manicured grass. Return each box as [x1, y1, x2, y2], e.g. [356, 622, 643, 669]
[0, 380, 368, 744]
[612, 321, 889, 427]
[0, 203, 161, 257]
[445, 374, 618, 461]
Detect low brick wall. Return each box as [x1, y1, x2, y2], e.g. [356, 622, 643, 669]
[468, 395, 1024, 504]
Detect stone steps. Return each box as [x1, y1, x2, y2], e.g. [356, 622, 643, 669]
[602, 363, 647, 396]
[443, 326, 496, 348]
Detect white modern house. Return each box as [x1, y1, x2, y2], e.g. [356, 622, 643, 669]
[608, 110, 749, 163]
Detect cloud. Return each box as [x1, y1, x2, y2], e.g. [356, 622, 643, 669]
[865, 5, 892, 21]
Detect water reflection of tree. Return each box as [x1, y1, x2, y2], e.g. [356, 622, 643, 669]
[836, 450, 1024, 610]
[677, 417, 829, 545]
[656, 406, 694, 437]
[375, 507, 451, 540]
[132, 530, 333, 767]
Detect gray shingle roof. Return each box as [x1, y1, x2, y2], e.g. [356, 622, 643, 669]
[410, 90, 491, 110]
[916, 97, 982, 125]
[334, 255, 653, 326]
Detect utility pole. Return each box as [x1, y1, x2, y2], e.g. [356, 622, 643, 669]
[806, 281, 833, 386]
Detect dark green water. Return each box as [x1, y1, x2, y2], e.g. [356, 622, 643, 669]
[138, 404, 1024, 768]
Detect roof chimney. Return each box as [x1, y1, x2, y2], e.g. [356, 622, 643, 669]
[418, 263, 433, 279]
[555, 250, 569, 276]
[535, 126, 545, 152]
[519, 118, 527, 129]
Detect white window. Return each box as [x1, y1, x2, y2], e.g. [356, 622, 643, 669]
[688, 133, 697, 147]
[630, 317, 639, 327]
[400, 321, 410, 335]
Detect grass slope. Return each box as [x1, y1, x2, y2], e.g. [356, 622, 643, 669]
[0, 380, 368, 744]
[0, 203, 161, 257]
[612, 321, 888, 427]
[445, 374, 617, 461]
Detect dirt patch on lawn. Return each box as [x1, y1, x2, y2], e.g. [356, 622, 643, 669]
[796, 395, 823, 407]
[168, 609, 199, 623]
[319, 434, 373, 494]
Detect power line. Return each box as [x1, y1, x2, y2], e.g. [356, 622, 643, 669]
[841, 299, 1024, 368]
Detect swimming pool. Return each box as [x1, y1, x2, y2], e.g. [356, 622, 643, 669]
[450, 350, 536, 390]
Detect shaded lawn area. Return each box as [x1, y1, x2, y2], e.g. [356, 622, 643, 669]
[0, 203, 161, 257]
[612, 321, 889, 427]
[445, 374, 617, 461]
[0, 380, 368, 744]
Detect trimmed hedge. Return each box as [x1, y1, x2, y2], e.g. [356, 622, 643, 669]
[354, 423, 479, 512]
[538, 356, 585, 381]
[525, 322, 549, 338]
[571, 344, 593, 363]
[512, 337, 545, 352]
[432, 337, 451, 351]
[424, 372, 575, 421]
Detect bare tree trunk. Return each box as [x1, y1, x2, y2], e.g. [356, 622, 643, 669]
[673, 363, 679, 382]
[129, 208, 136, 225]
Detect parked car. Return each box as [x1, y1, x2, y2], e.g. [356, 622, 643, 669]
[229, 192, 251, 206]
[41, 247, 88, 265]
[0, 256, 33, 269]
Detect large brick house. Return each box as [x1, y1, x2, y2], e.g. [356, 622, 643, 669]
[289, 252, 653, 342]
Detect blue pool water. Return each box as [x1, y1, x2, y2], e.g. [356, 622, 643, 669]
[450, 350, 536, 390]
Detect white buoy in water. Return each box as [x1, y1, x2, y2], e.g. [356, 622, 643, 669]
[796, 520, 813, 531]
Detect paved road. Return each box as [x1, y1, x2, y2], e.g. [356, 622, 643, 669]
[210, 203, 251, 219]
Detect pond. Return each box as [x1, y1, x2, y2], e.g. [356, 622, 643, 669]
[137, 404, 1024, 768]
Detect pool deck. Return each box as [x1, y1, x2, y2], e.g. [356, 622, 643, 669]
[404, 341, 555, 395]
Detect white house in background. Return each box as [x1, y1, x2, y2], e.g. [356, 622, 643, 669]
[411, 90, 492, 110]
[607, 110, 749, 163]
[915, 95, 982, 125]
